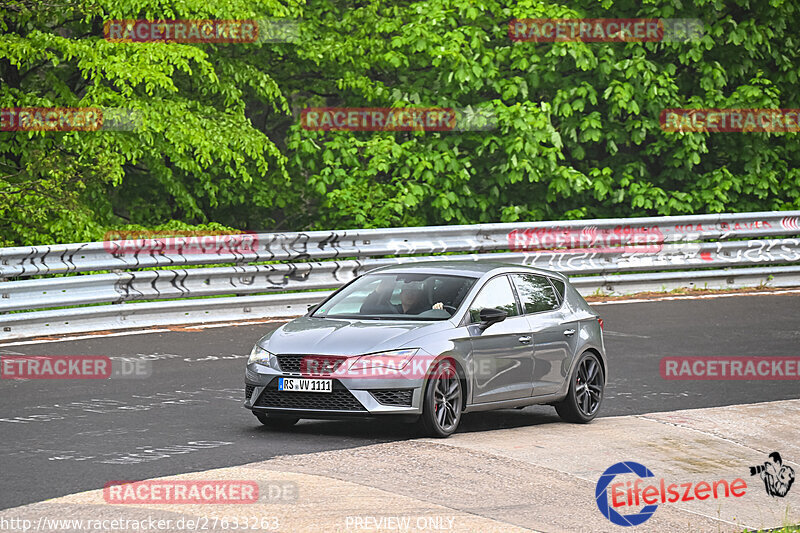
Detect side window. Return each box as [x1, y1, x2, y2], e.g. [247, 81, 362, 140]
[468, 276, 519, 323]
[512, 274, 560, 314]
[550, 278, 566, 301]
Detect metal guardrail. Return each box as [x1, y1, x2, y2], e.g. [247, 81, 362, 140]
[3, 239, 800, 314]
[1, 211, 799, 340]
[2, 211, 798, 277]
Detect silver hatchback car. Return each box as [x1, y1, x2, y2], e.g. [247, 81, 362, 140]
[244, 261, 606, 437]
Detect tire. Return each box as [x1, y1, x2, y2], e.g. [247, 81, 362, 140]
[254, 412, 299, 428]
[419, 359, 463, 438]
[555, 351, 604, 423]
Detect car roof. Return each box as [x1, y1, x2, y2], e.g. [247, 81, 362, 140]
[366, 260, 567, 280]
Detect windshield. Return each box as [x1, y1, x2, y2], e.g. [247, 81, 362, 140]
[312, 272, 477, 320]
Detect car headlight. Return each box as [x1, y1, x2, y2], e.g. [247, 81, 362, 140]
[248, 345, 273, 367]
[350, 348, 419, 371]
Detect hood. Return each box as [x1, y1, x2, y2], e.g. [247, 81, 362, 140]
[260, 316, 451, 356]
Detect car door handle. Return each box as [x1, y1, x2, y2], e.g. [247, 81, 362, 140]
[563, 329, 576, 336]
[518, 336, 532, 344]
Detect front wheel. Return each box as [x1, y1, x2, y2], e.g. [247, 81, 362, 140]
[254, 412, 299, 428]
[419, 360, 463, 438]
[555, 351, 604, 423]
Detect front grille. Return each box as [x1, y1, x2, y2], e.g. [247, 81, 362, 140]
[245, 384, 255, 400]
[370, 389, 413, 407]
[254, 379, 366, 411]
[275, 354, 348, 375]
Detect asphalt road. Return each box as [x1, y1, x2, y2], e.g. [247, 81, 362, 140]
[0, 293, 798, 510]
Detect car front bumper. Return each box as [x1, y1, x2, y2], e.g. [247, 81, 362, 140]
[244, 364, 425, 418]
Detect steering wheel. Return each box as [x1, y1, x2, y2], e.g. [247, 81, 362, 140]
[442, 304, 458, 314]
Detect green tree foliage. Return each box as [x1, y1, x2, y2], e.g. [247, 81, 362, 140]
[1, 0, 799, 244]
[288, 0, 800, 228]
[0, 0, 294, 245]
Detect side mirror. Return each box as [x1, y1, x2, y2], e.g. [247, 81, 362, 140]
[478, 307, 507, 330]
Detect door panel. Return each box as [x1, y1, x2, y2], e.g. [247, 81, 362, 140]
[525, 311, 575, 395]
[466, 275, 534, 403]
[468, 316, 535, 403]
[509, 274, 573, 396]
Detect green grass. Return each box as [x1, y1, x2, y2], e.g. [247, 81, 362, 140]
[743, 525, 800, 533]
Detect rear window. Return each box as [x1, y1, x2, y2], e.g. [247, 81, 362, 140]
[511, 274, 560, 314]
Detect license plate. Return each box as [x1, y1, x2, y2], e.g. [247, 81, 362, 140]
[278, 377, 332, 393]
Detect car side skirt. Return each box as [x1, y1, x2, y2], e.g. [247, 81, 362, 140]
[463, 392, 565, 413]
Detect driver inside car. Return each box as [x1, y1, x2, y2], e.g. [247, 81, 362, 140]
[360, 279, 444, 315]
[398, 284, 444, 314]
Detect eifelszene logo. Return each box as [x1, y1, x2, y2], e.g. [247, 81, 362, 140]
[596, 461, 747, 526]
[750, 452, 795, 497]
[596, 462, 658, 526]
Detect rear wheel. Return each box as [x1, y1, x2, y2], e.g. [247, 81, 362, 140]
[254, 412, 299, 428]
[419, 360, 462, 438]
[555, 351, 604, 423]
